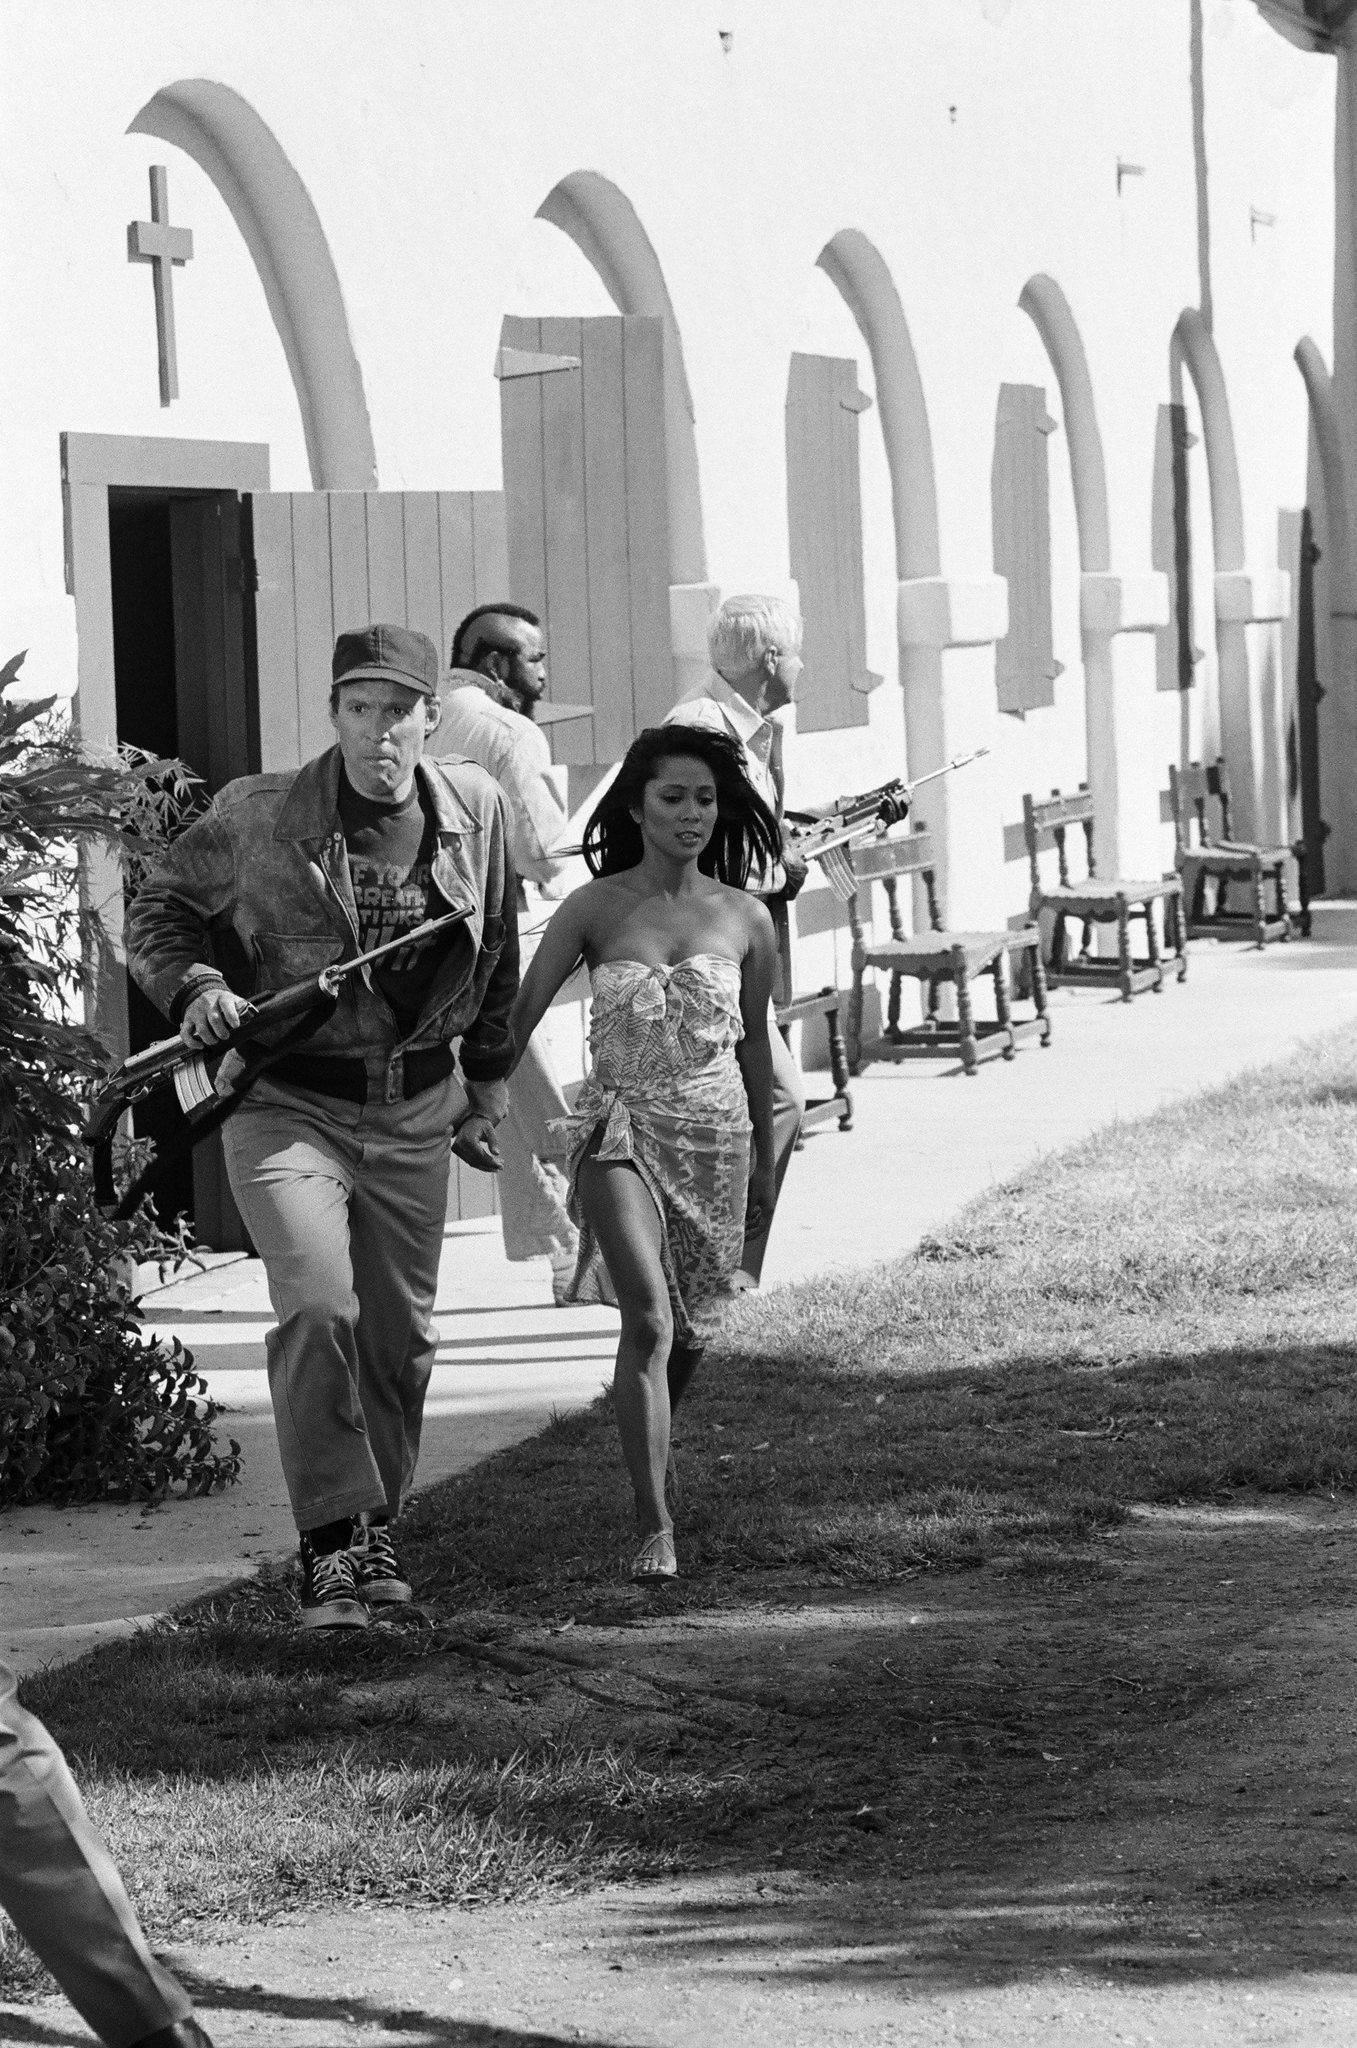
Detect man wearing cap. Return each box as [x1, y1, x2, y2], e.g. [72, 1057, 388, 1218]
[127, 624, 518, 1631]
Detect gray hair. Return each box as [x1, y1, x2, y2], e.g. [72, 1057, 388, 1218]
[707, 593, 803, 679]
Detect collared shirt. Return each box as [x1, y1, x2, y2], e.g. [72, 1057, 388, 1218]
[663, 670, 785, 890]
[429, 673, 570, 888]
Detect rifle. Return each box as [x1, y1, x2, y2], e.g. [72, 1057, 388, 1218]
[785, 747, 990, 898]
[87, 910, 467, 1216]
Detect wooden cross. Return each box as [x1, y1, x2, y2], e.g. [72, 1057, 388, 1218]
[127, 165, 193, 407]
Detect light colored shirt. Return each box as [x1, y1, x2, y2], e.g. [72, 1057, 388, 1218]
[663, 670, 785, 891]
[663, 671, 782, 816]
[431, 674, 569, 888]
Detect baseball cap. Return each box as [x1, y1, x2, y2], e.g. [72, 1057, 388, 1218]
[331, 623, 439, 697]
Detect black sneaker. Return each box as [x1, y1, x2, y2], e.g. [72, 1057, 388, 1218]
[298, 1533, 369, 1630]
[349, 1517, 413, 1606]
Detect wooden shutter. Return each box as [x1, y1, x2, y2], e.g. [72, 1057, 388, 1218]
[1151, 402, 1199, 693]
[247, 487, 509, 1224]
[785, 353, 876, 735]
[248, 490, 508, 770]
[498, 314, 672, 766]
[992, 383, 1060, 716]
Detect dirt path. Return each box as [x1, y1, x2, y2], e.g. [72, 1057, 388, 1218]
[8, 1496, 1357, 2044]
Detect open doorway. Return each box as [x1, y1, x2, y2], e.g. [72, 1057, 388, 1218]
[106, 485, 258, 1246]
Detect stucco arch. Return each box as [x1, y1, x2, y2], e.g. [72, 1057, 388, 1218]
[536, 171, 705, 584]
[1018, 274, 1111, 574]
[129, 81, 377, 489]
[815, 228, 941, 579]
[1170, 309, 1245, 571]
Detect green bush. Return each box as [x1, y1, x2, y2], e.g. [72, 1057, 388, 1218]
[0, 655, 240, 1505]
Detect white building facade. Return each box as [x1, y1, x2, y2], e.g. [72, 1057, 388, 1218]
[2, 1, 1343, 1153]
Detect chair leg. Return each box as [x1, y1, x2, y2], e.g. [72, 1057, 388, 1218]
[1116, 896, 1134, 1001]
[846, 969, 865, 1077]
[886, 967, 903, 1041]
[825, 998, 853, 1131]
[1028, 935, 1052, 1044]
[1251, 858, 1267, 948]
[1145, 896, 1163, 992]
[1051, 913, 1067, 978]
[955, 955, 978, 1074]
[1296, 844, 1312, 939]
[993, 950, 1015, 1059]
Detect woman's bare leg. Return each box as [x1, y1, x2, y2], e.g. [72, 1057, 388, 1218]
[576, 1154, 674, 1542]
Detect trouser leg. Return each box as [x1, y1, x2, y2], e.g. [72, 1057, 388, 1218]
[739, 1006, 806, 1283]
[221, 1080, 386, 1533]
[347, 1078, 456, 1518]
[498, 1031, 576, 1261]
[0, 1660, 193, 2048]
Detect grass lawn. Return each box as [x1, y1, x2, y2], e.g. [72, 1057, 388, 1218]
[8, 1022, 1357, 1990]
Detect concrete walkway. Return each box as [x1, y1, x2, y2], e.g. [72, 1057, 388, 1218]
[6, 905, 1357, 1675]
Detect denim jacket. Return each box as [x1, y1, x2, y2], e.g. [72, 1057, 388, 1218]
[125, 746, 519, 1101]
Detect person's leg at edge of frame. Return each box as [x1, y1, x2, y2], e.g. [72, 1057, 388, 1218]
[734, 1009, 806, 1288]
[575, 1146, 677, 1580]
[220, 1079, 384, 1632]
[0, 1659, 212, 2047]
[342, 1074, 458, 1606]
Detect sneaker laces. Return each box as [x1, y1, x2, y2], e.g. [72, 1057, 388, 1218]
[357, 1523, 404, 1581]
[308, 1546, 355, 1599]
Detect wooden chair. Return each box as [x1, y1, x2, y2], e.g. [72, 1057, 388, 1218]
[1168, 758, 1311, 946]
[844, 827, 1050, 1077]
[1023, 784, 1186, 1000]
[771, 903, 853, 1135]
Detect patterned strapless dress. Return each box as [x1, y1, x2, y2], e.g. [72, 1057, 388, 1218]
[551, 953, 751, 1343]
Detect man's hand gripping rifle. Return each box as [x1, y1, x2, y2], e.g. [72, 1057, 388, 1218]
[87, 911, 466, 1217]
[784, 747, 990, 899]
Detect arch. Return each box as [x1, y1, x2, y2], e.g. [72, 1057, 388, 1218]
[1170, 309, 1245, 570]
[129, 81, 377, 489]
[1017, 275, 1111, 574]
[536, 171, 705, 583]
[1295, 335, 1355, 603]
[815, 229, 941, 579]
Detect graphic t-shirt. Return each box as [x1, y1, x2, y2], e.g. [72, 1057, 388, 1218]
[338, 770, 455, 1034]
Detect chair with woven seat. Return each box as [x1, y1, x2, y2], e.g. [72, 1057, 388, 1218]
[1168, 758, 1310, 946]
[1022, 784, 1186, 1001]
[844, 827, 1050, 1078]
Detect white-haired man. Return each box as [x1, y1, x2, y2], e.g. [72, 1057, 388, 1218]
[662, 592, 810, 1288]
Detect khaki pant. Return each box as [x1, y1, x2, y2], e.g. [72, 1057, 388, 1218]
[0, 1658, 192, 2046]
[222, 1073, 455, 1531]
[498, 1027, 576, 1261]
[739, 1007, 807, 1284]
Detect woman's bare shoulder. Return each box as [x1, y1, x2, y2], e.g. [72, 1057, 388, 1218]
[716, 883, 777, 950]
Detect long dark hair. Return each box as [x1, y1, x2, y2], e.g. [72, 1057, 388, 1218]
[582, 724, 781, 887]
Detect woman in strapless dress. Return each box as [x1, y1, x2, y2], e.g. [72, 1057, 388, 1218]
[508, 726, 780, 1581]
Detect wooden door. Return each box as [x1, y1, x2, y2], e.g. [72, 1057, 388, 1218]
[785, 352, 878, 734]
[1294, 508, 1327, 893]
[247, 488, 510, 1222]
[249, 489, 508, 772]
[160, 493, 257, 1251]
[1152, 402, 1200, 695]
[498, 314, 672, 766]
[992, 384, 1061, 717]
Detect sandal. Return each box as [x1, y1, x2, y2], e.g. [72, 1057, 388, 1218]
[630, 1530, 678, 1581]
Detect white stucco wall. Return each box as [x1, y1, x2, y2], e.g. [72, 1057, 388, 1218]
[0, 0, 1339, 958]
